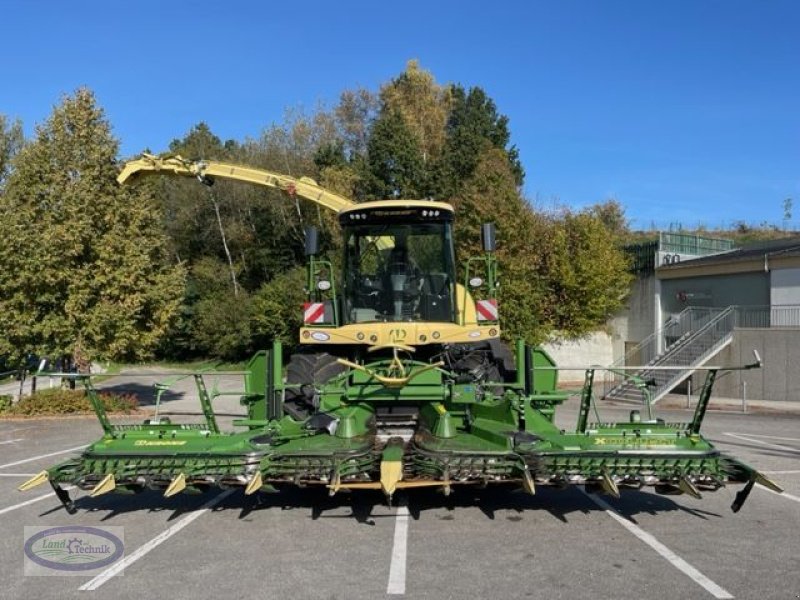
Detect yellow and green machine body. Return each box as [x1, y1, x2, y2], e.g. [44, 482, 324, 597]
[19, 155, 781, 512]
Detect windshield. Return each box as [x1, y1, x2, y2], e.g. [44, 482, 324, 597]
[343, 223, 456, 324]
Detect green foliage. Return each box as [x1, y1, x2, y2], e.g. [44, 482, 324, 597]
[334, 88, 379, 157]
[452, 148, 549, 342]
[1, 388, 138, 416]
[433, 85, 524, 198]
[590, 199, 629, 238]
[0, 114, 24, 190]
[0, 395, 12, 413]
[250, 267, 307, 350]
[168, 122, 236, 158]
[0, 89, 184, 364]
[379, 59, 451, 161]
[542, 210, 633, 336]
[451, 149, 631, 344]
[192, 289, 252, 361]
[364, 109, 426, 199]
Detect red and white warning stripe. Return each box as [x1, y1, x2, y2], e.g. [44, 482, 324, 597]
[303, 302, 325, 324]
[476, 299, 498, 321]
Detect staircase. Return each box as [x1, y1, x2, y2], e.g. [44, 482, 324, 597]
[604, 307, 736, 404]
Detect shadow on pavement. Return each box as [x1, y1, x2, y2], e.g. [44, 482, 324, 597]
[97, 382, 185, 407]
[41, 483, 726, 525]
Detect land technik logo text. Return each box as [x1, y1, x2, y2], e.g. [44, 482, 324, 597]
[24, 526, 124, 576]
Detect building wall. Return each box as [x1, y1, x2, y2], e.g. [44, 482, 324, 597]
[541, 331, 614, 384]
[609, 274, 656, 363]
[771, 268, 800, 305]
[659, 271, 769, 315]
[715, 328, 800, 401]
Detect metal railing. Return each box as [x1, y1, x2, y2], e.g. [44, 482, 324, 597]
[734, 305, 800, 328]
[604, 307, 735, 404]
[605, 303, 800, 405]
[658, 232, 735, 255]
[642, 307, 736, 403]
[606, 307, 725, 388]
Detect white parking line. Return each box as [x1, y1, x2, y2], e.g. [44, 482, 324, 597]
[583, 491, 733, 599]
[719, 435, 800, 506]
[0, 445, 87, 470]
[758, 484, 800, 504]
[723, 433, 800, 455]
[732, 433, 800, 443]
[762, 470, 800, 475]
[79, 489, 235, 591]
[0, 486, 74, 516]
[386, 504, 410, 595]
[0, 473, 35, 477]
[0, 438, 24, 445]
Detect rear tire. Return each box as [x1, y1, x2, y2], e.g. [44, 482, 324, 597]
[284, 352, 346, 419]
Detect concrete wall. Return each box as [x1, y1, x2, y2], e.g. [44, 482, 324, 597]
[771, 268, 800, 305]
[659, 271, 769, 315]
[715, 328, 800, 401]
[542, 331, 614, 384]
[609, 274, 656, 363]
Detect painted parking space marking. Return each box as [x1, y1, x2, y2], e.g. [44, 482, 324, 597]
[0, 486, 74, 516]
[731, 433, 800, 443]
[386, 503, 410, 595]
[757, 485, 800, 504]
[721, 434, 800, 504]
[0, 444, 87, 470]
[723, 433, 800, 455]
[79, 489, 235, 591]
[761, 470, 800, 475]
[0, 438, 24, 445]
[0, 473, 36, 477]
[583, 491, 733, 599]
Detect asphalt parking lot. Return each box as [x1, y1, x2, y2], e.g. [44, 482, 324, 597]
[1, 374, 799, 600]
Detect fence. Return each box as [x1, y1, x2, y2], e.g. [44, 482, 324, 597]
[734, 305, 800, 328]
[658, 232, 736, 256]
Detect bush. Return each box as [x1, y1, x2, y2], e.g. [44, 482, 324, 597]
[0, 394, 12, 413]
[250, 267, 306, 351]
[2, 388, 139, 416]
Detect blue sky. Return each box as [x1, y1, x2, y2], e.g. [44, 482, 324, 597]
[3, 1, 798, 230]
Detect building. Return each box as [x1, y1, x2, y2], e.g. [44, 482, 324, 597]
[609, 234, 800, 402]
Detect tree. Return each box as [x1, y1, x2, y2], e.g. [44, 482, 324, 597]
[250, 266, 307, 350]
[542, 210, 632, 336]
[334, 88, 379, 158]
[0, 88, 184, 363]
[0, 115, 24, 190]
[364, 109, 426, 199]
[433, 85, 524, 198]
[379, 59, 451, 163]
[590, 198, 630, 240]
[168, 121, 236, 159]
[451, 148, 631, 344]
[451, 148, 550, 343]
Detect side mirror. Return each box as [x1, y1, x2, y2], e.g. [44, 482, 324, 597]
[481, 223, 496, 252]
[304, 226, 320, 256]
